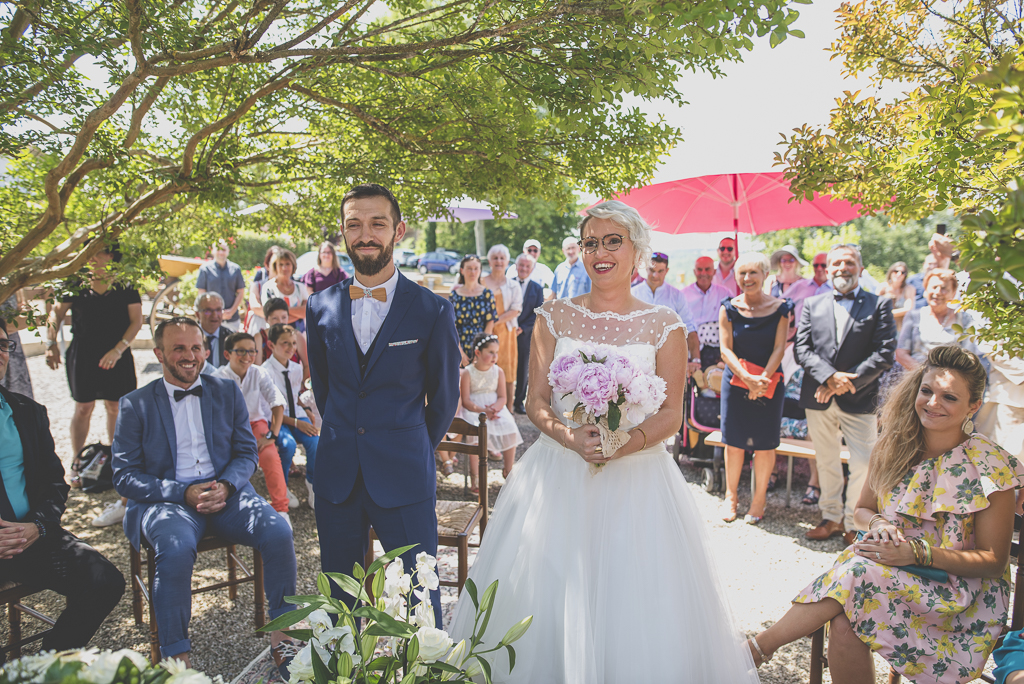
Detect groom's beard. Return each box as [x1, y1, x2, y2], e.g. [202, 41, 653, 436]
[345, 236, 395, 277]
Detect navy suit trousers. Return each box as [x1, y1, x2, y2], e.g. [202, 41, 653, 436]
[316, 472, 442, 628]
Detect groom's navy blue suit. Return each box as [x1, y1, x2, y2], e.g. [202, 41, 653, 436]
[306, 271, 461, 624]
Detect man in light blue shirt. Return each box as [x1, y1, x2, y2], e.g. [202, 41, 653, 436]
[550, 236, 591, 300]
[632, 252, 700, 374]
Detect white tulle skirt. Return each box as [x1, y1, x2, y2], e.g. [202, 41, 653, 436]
[447, 433, 760, 684]
[459, 392, 524, 453]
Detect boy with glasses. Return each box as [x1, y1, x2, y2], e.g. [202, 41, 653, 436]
[214, 332, 291, 526]
[713, 237, 740, 296]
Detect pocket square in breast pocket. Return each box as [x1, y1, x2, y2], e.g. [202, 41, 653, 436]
[388, 339, 419, 347]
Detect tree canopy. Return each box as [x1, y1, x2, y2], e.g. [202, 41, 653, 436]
[0, 0, 806, 302]
[773, 0, 1024, 353]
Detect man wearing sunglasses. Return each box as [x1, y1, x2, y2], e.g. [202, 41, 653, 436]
[549, 235, 591, 300]
[505, 239, 554, 289]
[632, 253, 700, 375]
[810, 252, 831, 295]
[712, 237, 740, 296]
[0, 319, 125, 660]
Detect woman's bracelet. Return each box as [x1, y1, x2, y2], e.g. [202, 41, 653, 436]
[631, 427, 647, 451]
[868, 514, 890, 529]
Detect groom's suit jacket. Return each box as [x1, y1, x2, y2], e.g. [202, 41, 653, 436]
[794, 289, 896, 415]
[305, 271, 462, 507]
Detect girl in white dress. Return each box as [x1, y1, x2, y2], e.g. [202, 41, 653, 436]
[447, 201, 760, 684]
[460, 333, 524, 490]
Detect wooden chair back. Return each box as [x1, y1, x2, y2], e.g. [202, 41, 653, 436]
[438, 415, 489, 534]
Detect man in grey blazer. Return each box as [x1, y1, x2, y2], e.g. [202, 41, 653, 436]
[794, 245, 892, 544]
[795, 244, 896, 545]
[112, 317, 296, 670]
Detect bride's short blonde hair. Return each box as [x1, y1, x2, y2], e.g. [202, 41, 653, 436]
[577, 200, 653, 272]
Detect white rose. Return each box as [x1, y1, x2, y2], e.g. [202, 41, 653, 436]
[288, 645, 315, 684]
[81, 652, 125, 684]
[413, 626, 453, 663]
[412, 599, 435, 628]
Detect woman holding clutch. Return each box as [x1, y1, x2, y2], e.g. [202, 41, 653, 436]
[748, 345, 1024, 684]
[719, 251, 792, 524]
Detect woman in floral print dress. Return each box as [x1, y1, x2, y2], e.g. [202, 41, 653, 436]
[747, 344, 1024, 684]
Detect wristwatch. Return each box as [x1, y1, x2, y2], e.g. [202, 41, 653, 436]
[264, 431, 276, 440]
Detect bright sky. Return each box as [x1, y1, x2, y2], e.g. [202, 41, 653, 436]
[626, 0, 893, 255]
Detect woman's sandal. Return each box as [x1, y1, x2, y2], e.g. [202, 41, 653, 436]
[743, 513, 764, 525]
[721, 501, 738, 523]
[748, 636, 771, 667]
[801, 485, 821, 505]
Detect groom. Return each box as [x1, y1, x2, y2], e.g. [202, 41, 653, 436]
[306, 184, 461, 625]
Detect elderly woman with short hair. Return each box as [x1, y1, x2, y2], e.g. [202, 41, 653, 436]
[719, 251, 793, 524]
[896, 268, 977, 370]
[482, 244, 523, 411]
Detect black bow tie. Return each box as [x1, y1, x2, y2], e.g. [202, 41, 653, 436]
[834, 291, 856, 301]
[174, 385, 203, 402]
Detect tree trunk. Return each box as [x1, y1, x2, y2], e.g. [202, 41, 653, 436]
[474, 220, 486, 259]
[425, 221, 437, 252]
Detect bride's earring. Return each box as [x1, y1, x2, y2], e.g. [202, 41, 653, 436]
[962, 415, 975, 434]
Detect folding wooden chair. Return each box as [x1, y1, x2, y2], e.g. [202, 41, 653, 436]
[0, 581, 55, 661]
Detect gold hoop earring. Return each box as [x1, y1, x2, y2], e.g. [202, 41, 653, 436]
[962, 416, 975, 434]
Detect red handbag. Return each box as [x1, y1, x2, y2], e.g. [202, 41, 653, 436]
[729, 360, 783, 399]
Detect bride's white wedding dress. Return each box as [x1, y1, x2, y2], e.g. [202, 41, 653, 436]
[448, 300, 760, 684]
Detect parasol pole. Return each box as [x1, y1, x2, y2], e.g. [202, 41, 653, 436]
[732, 173, 740, 253]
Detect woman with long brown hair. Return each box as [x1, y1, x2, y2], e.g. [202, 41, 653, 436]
[748, 345, 1024, 684]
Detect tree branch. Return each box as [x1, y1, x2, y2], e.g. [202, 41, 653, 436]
[271, 0, 361, 52]
[123, 76, 168, 149]
[126, 0, 147, 67]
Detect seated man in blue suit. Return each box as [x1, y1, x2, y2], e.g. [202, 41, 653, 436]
[112, 317, 297, 671]
[306, 184, 461, 627]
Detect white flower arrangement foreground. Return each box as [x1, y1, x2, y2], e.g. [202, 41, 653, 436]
[0, 648, 220, 684]
[548, 343, 667, 470]
[261, 545, 532, 684]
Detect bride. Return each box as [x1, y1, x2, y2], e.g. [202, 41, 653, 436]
[447, 201, 760, 683]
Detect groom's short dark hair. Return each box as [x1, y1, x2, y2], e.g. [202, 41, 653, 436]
[340, 184, 402, 227]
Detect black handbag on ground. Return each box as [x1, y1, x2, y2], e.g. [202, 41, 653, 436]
[76, 443, 114, 493]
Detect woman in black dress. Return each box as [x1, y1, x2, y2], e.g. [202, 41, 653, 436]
[45, 242, 143, 478]
[718, 251, 792, 525]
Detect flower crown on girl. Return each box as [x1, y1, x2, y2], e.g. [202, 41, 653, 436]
[472, 334, 499, 352]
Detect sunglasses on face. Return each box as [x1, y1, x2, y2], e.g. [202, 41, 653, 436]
[526, 247, 539, 254]
[780, 256, 797, 263]
[718, 246, 734, 252]
[0, 339, 16, 353]
[579, 234, 625, 253]
[813, 263, 827, 269]
[893, 269, 906, 275]
[652, 252, 668, 261]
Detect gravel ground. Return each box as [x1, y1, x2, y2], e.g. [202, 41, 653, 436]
[2, 352, 987, 683]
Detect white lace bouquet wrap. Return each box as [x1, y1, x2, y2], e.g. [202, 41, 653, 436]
[548, 343, 667, 472]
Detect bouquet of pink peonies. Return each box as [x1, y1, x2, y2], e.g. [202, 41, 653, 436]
[548, 344, 667, 468]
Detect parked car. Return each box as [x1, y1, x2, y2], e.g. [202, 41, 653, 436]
[296, 249, 354, 279]
[394, 248, 419, 268]
[417, 250, 462, 274]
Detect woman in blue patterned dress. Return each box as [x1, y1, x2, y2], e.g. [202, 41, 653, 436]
[449, 254, 496, 367]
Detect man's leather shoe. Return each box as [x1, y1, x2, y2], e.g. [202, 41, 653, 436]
[842, 530, 858, 546]
[513, 405, 526, 415]
[805, 519, 845, 541]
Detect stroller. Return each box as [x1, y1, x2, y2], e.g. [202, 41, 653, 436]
[675, 322, 726, 492]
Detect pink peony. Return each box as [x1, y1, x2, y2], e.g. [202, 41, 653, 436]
[548, 353, 585, 394]
[607, 354, 639, 387]
[575, 364, 617, 416]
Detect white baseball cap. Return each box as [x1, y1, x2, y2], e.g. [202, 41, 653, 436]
[523, 239, 541, 251]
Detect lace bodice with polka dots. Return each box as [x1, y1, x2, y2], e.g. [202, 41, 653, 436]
[535, 298, 686, 350]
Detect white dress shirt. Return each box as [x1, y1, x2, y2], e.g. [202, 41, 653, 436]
[163, 377, 216, 482]
[505, 261, 555, 288]
[833, 286, 861, 345]
[214, 363, 284, 424]
[631, 282, 696, 334]
[263, 355, 303, 419]
[352, 268, 399, 353]
[681, 282, 733, 328]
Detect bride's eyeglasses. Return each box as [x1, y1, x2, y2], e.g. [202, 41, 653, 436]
[579, 234, 625, 254]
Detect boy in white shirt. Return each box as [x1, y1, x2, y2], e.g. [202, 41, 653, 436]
[214, 332, 291, 526]
[263, 324, 319, 509]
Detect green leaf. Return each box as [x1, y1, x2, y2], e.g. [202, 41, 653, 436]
[506, 644, 517, 672]
[259, 603, 318, 632]
[372, 566, 386, 603]
[465, 578, 479, 609]
[478, 655, 494, 684]
[366, 544, 418, 578]
[353, 606, 418, 637]
[995, 277, 1022, 302]
[283, 628, 314, 641]
[606, 402, 621, 432]
[311, 641, 332, 684]
[325, 572, 371, 603]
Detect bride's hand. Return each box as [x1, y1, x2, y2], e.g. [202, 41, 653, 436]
[568, 425, 604, 462]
